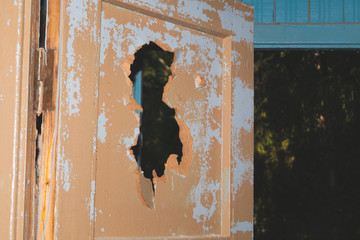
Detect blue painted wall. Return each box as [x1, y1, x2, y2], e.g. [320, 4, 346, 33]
[238, 0, 360, 48]
[240, 0, 360, 24]
[345, 0, 360, 22]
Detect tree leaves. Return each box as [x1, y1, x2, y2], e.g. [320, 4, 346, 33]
[255, 51, 360, 240]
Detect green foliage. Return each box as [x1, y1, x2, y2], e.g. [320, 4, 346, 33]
[255, 51, 360, 240]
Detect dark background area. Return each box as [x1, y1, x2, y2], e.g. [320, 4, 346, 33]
[254, 51, 360, 240]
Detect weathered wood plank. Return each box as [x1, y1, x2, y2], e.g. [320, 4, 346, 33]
[0, 0, 34, 239]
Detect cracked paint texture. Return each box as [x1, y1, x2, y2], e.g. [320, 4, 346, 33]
[93, 0, 253, 238]
[55, 0, 101, 238]
[54, 0, 253, 239]
[95, 3, 224, 237]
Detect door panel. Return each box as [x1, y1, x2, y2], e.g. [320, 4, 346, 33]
[96, 3, 224, 237]
[55, 0, 253, 239]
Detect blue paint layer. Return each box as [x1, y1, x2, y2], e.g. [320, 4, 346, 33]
[239, 0, 360, 24]
[238, 0, 360, 48]
[254, 0, 274, 23]
[240, 0, 255, 5]
[133, 70, 142, 115]
[255, 24, 360, 49]
[310, 0, 343, 23]
[276, 0, 309, 23]
[344, 0, 360, 22]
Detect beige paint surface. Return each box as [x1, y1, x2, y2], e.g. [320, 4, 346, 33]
[54, 0, 253, 239]
[0, 0, 34, 239]
[95, 2, 223, 237]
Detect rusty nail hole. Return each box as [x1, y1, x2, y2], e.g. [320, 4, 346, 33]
[195, 73, 206, 88]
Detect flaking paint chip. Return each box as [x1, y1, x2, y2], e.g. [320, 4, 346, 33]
[195, 74, 206, 88]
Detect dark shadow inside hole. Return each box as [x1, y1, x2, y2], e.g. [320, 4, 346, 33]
[129, 42, 183, 186]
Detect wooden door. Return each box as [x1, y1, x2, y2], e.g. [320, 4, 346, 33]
[53, 0, 254, 239]
[0, 0, 35, 239]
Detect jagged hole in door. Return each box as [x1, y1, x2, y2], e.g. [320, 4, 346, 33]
[129, 42, 183, 195]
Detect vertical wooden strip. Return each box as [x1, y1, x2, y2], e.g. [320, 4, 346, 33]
[37, 112, 56, 240]
[35, 0, 61, 239]
[221, 36, 232, 236]
[0, 0, 33, 239]
[23, 0, 40, 238]
[276, 0, 309, 23]
[310, 0, 343, 23]
[254, 0, 274, 23]
[16, 1, 35, 239]
[231, 2, 254, 239]
[344, 0, 360, 22]
[54, 0, 101, 238]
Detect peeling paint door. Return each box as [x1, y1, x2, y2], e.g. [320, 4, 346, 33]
[54, 0, 254, 239]
[0, 0, 36, 239]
